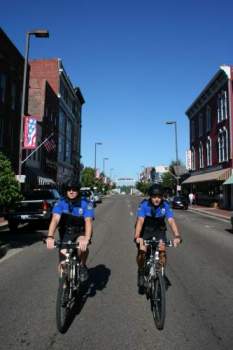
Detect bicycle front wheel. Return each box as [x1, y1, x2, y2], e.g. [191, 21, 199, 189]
[151, 272, 166, 330]
[56, 274, 71, 333]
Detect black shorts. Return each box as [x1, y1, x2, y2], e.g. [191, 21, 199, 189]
[141, 230, 167, 241]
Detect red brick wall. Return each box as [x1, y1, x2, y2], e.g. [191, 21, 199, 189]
[29, 59, 59, 94]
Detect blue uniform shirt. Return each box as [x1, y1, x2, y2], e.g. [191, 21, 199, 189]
[52, 197, 94, 219]
[137, 199, 174, 219]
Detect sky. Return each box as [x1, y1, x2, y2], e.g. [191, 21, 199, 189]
[1, 0, 233, 182]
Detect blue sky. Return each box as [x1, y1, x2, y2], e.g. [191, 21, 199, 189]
[1, 0, 233, 181]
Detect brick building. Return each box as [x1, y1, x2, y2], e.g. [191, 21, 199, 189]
[28, 59, 85, 187]
[0, 28, 24, 173]
[183, 65, 233, 208]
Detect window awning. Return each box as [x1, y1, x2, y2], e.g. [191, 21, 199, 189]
[223, 174, 233, 185]
[38, 176, 55, 185]
[182, 168, 232, 184]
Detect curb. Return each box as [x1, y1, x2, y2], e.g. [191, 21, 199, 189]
[0, 222, 8, 231]
[0, 243, 10, 259]
[188, 208, 230, 221]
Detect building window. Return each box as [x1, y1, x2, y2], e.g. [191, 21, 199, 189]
[58, 109, 66, 161]
[198, 114, 203, 137]
[65, 119, 72, 162]
[191, 119, 195, 142]
[199, 142, 204, 168]
[206, 106, 211, 132]
[11, 82, 17, 110]
[0, 73, 7, 103]
[217, 90, 228, 123]
[206, 136, 212, 166]
[191, 146, 196, 170]
[218, 128, 228, 162]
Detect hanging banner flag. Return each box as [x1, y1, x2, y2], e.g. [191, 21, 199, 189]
[23, 116, 37, 149]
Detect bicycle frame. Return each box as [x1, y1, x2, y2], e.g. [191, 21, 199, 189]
[143, 237, 173, 330]
[144, 238, 172, 280]
[56, 240, 81, 289]
[55, 240, 81, 333]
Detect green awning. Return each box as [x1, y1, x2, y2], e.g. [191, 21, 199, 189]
[223, 174, 233, 185]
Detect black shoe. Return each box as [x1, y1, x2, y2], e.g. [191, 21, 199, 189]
[80, 265, 89, 283]
[164, 275, 172, 290]
[137, 269, 144, 288]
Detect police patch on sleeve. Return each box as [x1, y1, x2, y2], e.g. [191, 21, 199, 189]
[161, 208, 166, 215]
[87, 203, 93, 210]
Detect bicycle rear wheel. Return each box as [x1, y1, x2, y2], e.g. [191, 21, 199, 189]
[151, 272, 166, 330]
[56, 274, 71, 333]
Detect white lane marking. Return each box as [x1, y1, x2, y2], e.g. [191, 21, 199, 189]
[0, 247, 24, 264]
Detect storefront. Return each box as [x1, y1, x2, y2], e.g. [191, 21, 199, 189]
[182, 168, 232, 208]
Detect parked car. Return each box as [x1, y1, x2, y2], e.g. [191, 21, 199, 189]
[93, 192, 102, 204]
[171, 196, 188, 210]
[4, 188, 60, 231]
[80, 188, 96, 207]
[230, 215, 233, 231]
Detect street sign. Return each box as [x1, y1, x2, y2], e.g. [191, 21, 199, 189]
[16, 175, 26, 183]
[177, 185, 181, 191]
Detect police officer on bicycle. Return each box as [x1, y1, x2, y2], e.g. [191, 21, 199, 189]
[134, 184, 182, 288]
[46, 180, 94, 282]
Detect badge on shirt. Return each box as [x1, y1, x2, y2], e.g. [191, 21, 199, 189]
[161, 208, 166, 215]
[79, 208, 83, 215]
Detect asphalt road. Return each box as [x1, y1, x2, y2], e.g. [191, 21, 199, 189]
[0, 195, 233, 350]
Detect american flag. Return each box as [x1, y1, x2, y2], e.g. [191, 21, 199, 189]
[44, 137, 56, 152]
[24, 117, 37, 149]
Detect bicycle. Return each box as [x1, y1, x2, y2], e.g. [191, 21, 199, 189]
[54, 240, 82, 333]
[143, 237, 174, 330]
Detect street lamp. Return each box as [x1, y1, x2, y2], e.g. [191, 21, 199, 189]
[165, 121, 178, 164]
[18, 29, 49, 178]
[165, 120, 179, 194]
[103, 157, 109, 175]
[94, 142, 102, 172]
[110, 168, 114, 179]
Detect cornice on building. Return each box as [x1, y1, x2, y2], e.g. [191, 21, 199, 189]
[186, 65, 233, 119]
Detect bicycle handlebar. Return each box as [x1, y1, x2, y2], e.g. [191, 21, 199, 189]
[43, 238, 80, 249]
[54, 240, 80, 249]
[143, 238, 174, 247]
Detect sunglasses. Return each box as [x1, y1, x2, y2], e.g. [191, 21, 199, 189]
[67, 187, 79, 192]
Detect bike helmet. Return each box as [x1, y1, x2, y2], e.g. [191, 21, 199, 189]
[64, 179, 81, 192]
[148, 184, 164, 197]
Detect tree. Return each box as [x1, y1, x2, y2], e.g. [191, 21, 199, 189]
[0, 152, 22, 211]
[160, 172, 176, 193]
[80, 167, 96, 187]
[136, 181, 150, 195]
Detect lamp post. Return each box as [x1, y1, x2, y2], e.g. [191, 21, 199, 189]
[18, 29, 49, 178]
[110, 168, 114, 179]
[166, 121, 179, 194]
[103, 157, 109, 175]
[94, 142, 102, 173]
[166, 121, 178, 164]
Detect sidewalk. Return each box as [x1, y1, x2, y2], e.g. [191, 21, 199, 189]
[188, 204, 232, 220]
[0, 217, 8, 229]
[0, 217, 9, 258]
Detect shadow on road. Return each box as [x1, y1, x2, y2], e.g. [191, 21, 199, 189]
[225, 228, 233, 234]
[59, 264, 111, 333]
[0, 224, 47, 259]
